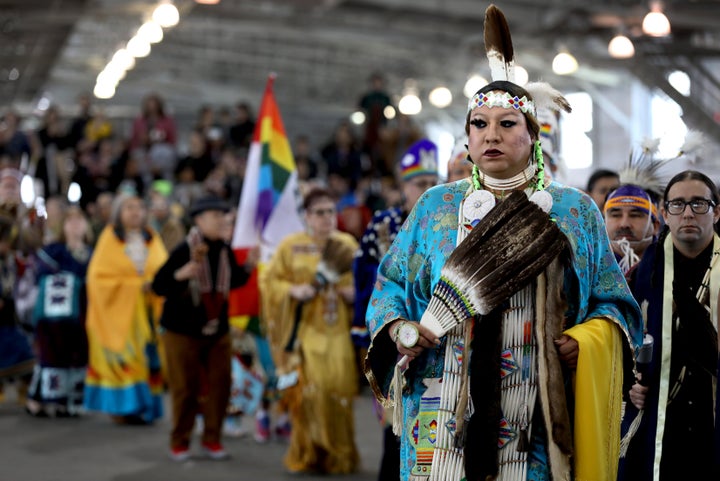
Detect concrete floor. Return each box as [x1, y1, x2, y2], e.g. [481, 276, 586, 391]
[0, 386, 383, 481]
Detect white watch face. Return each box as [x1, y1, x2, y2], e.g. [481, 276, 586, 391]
[399, 323, 420, 348]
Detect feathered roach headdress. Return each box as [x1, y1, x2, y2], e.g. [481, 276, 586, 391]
[616, 130, 708, 202]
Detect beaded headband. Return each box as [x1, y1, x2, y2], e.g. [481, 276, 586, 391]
[467, 91, 536, 115]
[604, 193, 658, 219]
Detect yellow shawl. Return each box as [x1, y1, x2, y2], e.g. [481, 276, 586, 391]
[565, 318, 624, 481]
[86, 226, 167, 353]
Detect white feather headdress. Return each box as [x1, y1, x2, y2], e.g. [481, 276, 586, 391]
[619, 130, 708, 198]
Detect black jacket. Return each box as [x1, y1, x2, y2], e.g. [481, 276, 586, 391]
[152, 238, 250, 338]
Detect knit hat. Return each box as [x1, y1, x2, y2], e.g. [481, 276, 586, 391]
[399, 139, 439, 181]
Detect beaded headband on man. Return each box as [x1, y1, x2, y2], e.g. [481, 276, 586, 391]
[467, 91, 536, 116]
[604, 185, 658, 219]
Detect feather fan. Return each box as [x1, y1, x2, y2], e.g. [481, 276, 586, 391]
[484, 4, 515, 82]
[285, 235, 356, 353]
[398, 191, 568, 367]
[315, 234, 356, 287]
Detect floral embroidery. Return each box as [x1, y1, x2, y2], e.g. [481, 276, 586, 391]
[364, 181, 641, 481]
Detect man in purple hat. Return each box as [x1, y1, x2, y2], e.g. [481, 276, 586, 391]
[604, 184, 661, 276]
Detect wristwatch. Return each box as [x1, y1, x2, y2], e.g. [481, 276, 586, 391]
[394, 321, 420, 348]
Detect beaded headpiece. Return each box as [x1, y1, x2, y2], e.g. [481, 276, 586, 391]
[467, 91, 535, 115]
[463, 5, 577, 226]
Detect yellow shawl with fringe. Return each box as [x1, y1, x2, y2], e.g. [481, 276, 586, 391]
[565, 318, 624, 481]
[86, 226, 167, 353]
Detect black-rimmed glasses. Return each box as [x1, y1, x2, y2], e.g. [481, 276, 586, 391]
[664, 198, 716, 215]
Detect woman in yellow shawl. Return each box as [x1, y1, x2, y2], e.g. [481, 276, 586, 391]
[84, 193, 167, 424]
[260, 187, 360, 474]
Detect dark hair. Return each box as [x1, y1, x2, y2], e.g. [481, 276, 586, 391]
[142, 93, 165, 118]
[464, 80, 540, 139]
[663, 169, 720, 204]
[586, 169, 620, 193]
[302, 186, 334, 211]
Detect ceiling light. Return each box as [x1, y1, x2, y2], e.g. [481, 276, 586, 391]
[195, 0, 220, 4]
[153, 3, 180, 28]
[93, 83, 116, 100]
[138, 21, 164, 44]
[103, 64, 126, 82]
[398, 93, 422, 116]
[127, 36, 151, 58]
[608, 34, 635, 58]
[667, 70, 690, 96]
[104, 59, 128, 76]
[513, 66, 529, 86]
[429, 87, 453, 108]
[97, 70, 120, 87]
[383, 105, 396, 120]
[350, 111, 366, 125]
[552, 52, 578, 75]
[112, 49, 136, 71]
[642, 4, 671, 37]
[463, 75, 488, 99]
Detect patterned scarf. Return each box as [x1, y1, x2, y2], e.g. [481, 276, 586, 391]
[187, 227, 230, 335]
[186, 227, 230, 297]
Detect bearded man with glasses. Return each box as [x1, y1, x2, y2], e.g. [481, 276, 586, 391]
[620, 169, 720, 480]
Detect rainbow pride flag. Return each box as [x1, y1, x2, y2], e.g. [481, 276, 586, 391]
[230, 74, 304, 321]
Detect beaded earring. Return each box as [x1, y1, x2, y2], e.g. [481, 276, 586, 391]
[471, 164, 482, 190]
[534, 140, 546, 191]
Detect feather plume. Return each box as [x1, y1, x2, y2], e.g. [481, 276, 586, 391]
[525, 82, 572, 113]
[640, 137, 661, 155]
[620, 130, 707, 195]
[619, 148, 667, 197]
[484, 4, 515, 82]
[678, 129, 706, 161]
[404, 192, 568, 353]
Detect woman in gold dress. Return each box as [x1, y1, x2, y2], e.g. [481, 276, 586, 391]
[260, 186, 359, 474]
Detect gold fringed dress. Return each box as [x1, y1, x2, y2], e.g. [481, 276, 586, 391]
[260, 231, 359, 474]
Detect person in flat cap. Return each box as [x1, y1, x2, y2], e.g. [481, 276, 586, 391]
[152, 194, 259, 462]
[352, 138, 438, 481]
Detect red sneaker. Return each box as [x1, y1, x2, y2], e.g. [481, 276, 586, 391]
[202, 442, 229, 460]
[169, 446, 190, 462]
